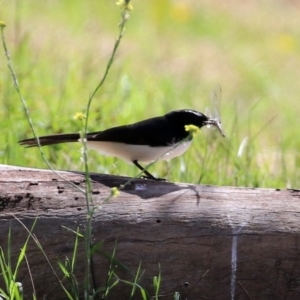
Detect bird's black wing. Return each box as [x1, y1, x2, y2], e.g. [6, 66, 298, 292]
[88, 115, 188, 146]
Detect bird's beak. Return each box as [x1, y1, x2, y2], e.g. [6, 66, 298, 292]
[204, 120, 226, 137]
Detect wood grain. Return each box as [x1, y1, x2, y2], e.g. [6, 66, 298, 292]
[1, 164, 300, 299]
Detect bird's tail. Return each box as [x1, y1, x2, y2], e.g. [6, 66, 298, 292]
[19, 133, 80, 147]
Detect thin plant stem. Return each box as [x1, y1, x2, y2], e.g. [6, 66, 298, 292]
[0, 26, 86, 195]
[84, 8, 129, 135]
[80, 7, 131, 299]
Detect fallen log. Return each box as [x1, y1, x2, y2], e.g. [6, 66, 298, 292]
[0, 164, 300, 299]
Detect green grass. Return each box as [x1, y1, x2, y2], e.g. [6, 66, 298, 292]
[1, 2, 300, 299]
[1, 0, 300, 188]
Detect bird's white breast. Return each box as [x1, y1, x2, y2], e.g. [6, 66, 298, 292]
[86, 141, 192, 162]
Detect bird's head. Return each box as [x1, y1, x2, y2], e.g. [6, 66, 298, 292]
[166, 109, 225, 137]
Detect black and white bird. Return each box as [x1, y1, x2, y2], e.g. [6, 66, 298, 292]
[19, 109, 225, 180]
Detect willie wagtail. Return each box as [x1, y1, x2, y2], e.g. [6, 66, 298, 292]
[19, 109, 225, 180]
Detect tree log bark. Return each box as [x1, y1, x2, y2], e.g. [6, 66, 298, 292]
[1, 164, 300, 299]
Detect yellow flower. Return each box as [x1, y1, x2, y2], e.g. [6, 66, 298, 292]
[116, 0, 133, 10]
[185, 124, 200, 138]
[0, 21, 6, 28]
[171, 3, 192, 23]
[276, 34, 297, 54]
[111, 187, 120, 198]
[73, 112, 86, 121]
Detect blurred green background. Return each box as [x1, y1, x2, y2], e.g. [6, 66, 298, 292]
[1, 0, 300, 187]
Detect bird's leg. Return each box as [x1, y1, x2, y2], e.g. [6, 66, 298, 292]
[132, 160, 156, 179]
[132, 160, 166, 181]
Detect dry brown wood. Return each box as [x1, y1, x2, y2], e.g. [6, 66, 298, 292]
[1, 164, 300, 299]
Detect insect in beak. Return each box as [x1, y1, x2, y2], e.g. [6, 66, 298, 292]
[204, 84, 226, 137]
[204, 119, 226, 137]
